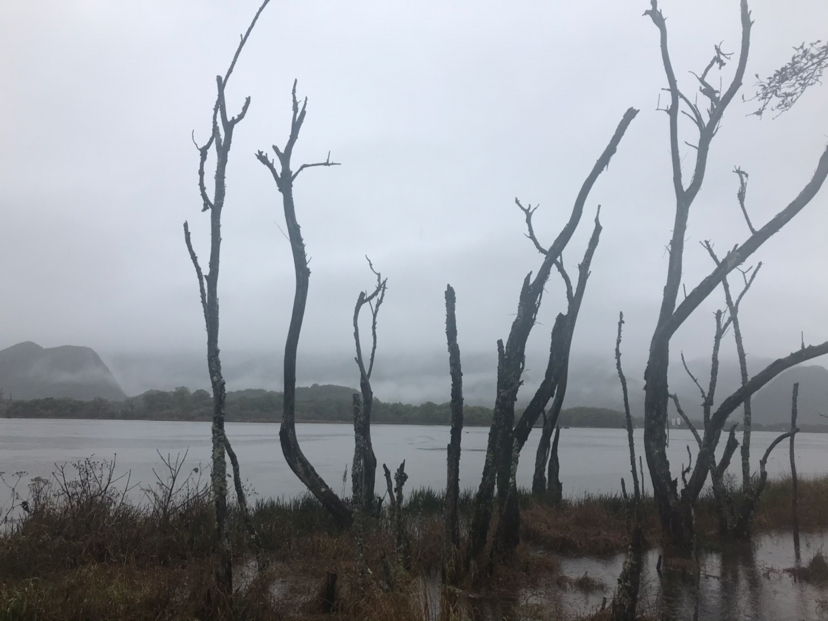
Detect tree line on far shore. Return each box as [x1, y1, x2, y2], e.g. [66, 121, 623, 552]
[4, 385, 827, 433]
[1, 384, 648, 429]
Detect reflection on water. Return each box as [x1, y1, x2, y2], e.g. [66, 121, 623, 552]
[540, 532, 828, 621]
[415, 533, 828, 620]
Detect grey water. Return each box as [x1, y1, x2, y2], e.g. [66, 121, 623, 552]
[2, 419, 827, 505]
[531, 532, 828, 621]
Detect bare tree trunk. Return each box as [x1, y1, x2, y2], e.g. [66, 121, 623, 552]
[611, 522, 644, 621]
[183, 0, 270, 593]
[533, 411, 551, 496]
[384, 461, 410, 570]
[790, 382, 801, 561]
[224, 436, 265, 570]
[443, 284, 464, 585]
[732, 428, 796, 537]
[351, 393, 365, 504]
[611, 310, 643, 621]
[546, 426, 563, 505]
[351, 260, 386, 512]
[467, 109, 637, 569]
[616, 312, 640, 502]
[256, 83, 351, 528]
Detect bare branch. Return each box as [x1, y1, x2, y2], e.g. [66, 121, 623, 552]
[183, 222, 208, 325]
[554, 259, 574, 304]
[680, 352, 707, 403]
[669, 393, 701, 447]
[293, 151, 341, 181]
[223, 0, 271, 89]
[661, 144, 828, 344]
[733, 167, 756, 233]
[515, 198, 547, 255]
[194, 131, 216, 212]
[759, 429, 798, 472]
[617, 311, 640, 502]
[685, 340, 828, 499]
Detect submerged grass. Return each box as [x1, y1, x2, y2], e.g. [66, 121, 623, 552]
[1, 459, 825, 621]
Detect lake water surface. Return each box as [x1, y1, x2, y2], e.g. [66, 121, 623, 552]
[2, 419, 826, 503]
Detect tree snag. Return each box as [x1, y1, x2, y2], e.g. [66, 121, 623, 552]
[351, 258, 386, 513]
[493, 208, 604, 560]
[790, 382, 801, 561]
[642, 0, 828, 551]
[466, 105, 637, 572]
[256, 82, 351, 528]
[443, 284, 464, 585]
[611, 310, 644, 621]
[183, 0, 270, 592]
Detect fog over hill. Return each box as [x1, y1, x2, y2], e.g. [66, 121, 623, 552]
[0, 342, 126, 401]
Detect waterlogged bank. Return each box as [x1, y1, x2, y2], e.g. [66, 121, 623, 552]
[2, 460, 827, 621]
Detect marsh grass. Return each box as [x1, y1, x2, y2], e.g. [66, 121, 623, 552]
[1, 461, 826, 620]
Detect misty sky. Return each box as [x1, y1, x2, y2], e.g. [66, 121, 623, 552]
[2, 1, 827, 401]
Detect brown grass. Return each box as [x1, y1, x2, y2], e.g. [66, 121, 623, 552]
[2, 462, 826, 621]
[521, 494, 659, 556]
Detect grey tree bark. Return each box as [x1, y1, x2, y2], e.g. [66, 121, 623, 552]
[351, 259, 386, 513]
[466, 107, 637, 571]
[443, 284, 464, 586]
[642, 0, 828, 551]
[611, 311, 643, 621]
[183, 0, 270, 593]
[256, 83, 352, 528]
[790, 383, 801, 560]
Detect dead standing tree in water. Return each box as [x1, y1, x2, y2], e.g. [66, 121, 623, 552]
[641, 0, 828, 552]
[493, 212, 603, 561]
[183, 0, 270, 592]
[611, 312, 644, 621]
[670, 246, 798, 540]
[443, 284, 464, 585]
[465, 106, 638, 572]
[529, 212, 603, 505]
[256, 83, 351, 528]
[351, 259, 386, 513]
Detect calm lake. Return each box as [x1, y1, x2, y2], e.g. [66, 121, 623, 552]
[2, 419, 826, 503]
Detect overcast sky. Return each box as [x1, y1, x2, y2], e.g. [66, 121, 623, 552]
[2, 0, 827, 400]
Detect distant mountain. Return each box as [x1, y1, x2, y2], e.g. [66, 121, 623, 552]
[0, 341, 126, 401]
[667, 357, 828, 428]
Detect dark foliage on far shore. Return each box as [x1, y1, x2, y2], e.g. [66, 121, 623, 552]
[1, 384, 643, 429]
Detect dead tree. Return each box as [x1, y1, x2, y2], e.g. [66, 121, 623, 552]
[492, 208, 603, 560]
[443, 284, 464, 585]
[465, 106, 638, 571]
[642, 0, 828, 551]
[669, 249, 805, 541]
[256, 83, 351, 528]
[351, 258, 386, 513]
[504, 209, 600, 503]
[531, 242, 601, 502]
[611, 311, 644, 621]
[790, 382, 801, 560]
[183, 0, 270, 592]
[383, 461, 410, 570]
